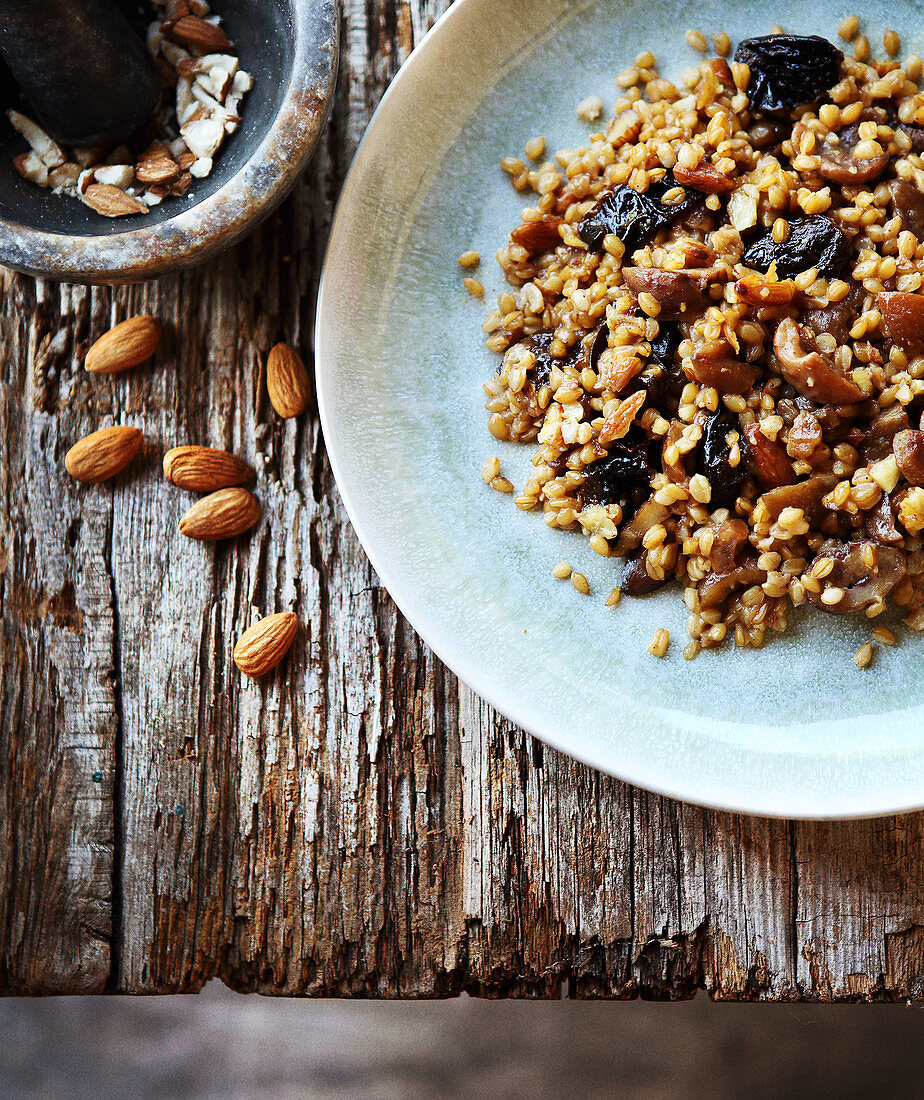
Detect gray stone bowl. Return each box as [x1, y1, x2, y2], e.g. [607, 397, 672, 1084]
[0, 0, 339, 283]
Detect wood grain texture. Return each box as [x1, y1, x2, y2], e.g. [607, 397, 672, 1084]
[4, 0, 924, 1000]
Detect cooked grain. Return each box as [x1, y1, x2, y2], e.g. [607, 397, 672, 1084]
[838, 15, 859, 41]
[479, 23, 924, 656]
[481, 455, 500, 483]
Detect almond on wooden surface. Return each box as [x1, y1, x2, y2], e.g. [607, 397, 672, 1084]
[233, 612, 298, 677]
[64, 425, 143, 483]
[163, 446, 254, 492]
[85, 316, 162, 374]
[178, 487, 260, 541]
[266, 342, 311, 418]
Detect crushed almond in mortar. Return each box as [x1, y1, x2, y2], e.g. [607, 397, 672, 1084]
[8, 0, 253, 217]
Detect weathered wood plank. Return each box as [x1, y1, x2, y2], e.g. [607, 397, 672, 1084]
[113, 0, 465, 996]
[5, 0, 924, 1002]
[0, 274, 114, 992]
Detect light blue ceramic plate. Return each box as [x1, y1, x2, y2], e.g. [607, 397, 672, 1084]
[316, 0, 924, 818]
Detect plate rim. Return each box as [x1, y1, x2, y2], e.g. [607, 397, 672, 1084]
[315, 0, 924, 821]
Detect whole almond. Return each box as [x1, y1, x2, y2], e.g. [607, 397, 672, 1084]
[65, 425, 143, 483]
[163, 446, 255, 492]
[233, 611, 298, 677]
[135, 156, 181, 186]
[179, 487, 260, 541]
[169, 14, 232, 51]
[83, 183, 149, 218]
[86, 315, 162, 374]
[267, 342, 311, 418]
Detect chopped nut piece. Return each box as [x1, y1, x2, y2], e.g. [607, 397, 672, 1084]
[898, 487, 924, 533]
[674, 161, 736, 194]
[734, 274, 795, 305]
[92, 164, 135, 189]
[82, 183, 148, 218]
[869, 456, 900, 494]
[511, 216, 564, 255]
[6, 109, 65, 168]
[13, 151, 49, 187]
[577, 95, 604, 121]
[772, 318, 865, 404]
[181, 116, 225, 159]
[599, 390, 646, 444]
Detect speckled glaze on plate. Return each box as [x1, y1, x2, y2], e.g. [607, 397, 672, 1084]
[0, 0, 338, 283]
[316, 0, 924, 818]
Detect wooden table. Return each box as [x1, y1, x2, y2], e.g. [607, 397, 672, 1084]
[2, 0, 924, 1001]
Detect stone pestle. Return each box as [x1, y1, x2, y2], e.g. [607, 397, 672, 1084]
[0, 0, 161, 148]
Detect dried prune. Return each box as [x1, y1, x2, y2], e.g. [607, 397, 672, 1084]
[647, 321, 678, 372]
[897, 124, 924, 155]
[515, 326, 608, 389]
[741, 215, 850, 279]
[687, 347, 759, 395]
[888, 179, 924, 237]
[572, 324, 609, 374]
[581, 427, 653, 506]
[621, 547, 668, 596]
[879, 292, 924, 355]
[865, 493, 903, 545]
[734, 34, 842, 115]
[699, 560, 765, 609]
[648, 320, 684, 407]
[517, 332, 557, 388]
[696, 409, 749, 509]
[804, 281, 865, 345]
[816, 110, 890, 185]
[747, 118, 790, 150]
[577, 172, 701, 252]
[805, 539, 906, 614]
[859, 406, 909, 464]
[622, 267, 712, 318]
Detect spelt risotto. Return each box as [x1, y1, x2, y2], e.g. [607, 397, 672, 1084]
[480, 23, 924, 658]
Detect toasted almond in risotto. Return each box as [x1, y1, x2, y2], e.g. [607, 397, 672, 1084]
[481, 23, 924, 655]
